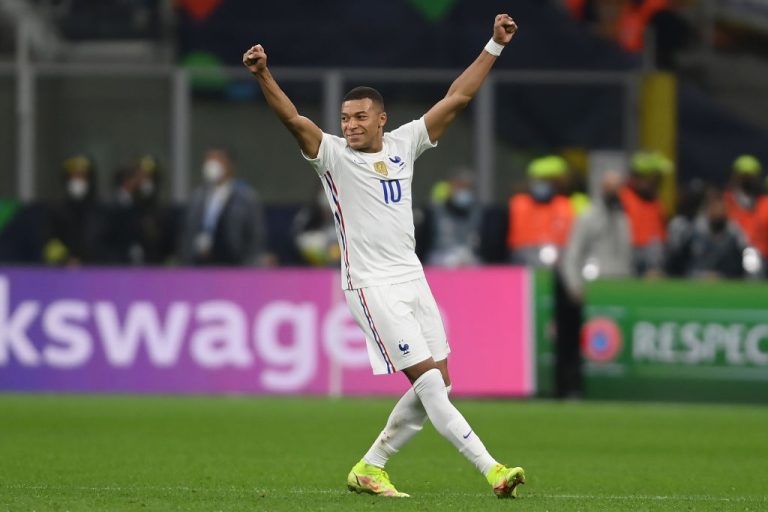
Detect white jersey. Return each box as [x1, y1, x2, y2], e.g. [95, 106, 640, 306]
[303, 117, 437, 289]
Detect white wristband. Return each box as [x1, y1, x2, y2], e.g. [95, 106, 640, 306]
[484, 38, 505, 57]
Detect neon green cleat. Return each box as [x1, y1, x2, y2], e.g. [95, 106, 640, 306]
[346, 460, 410, 498]
[486, 463, 525, 499]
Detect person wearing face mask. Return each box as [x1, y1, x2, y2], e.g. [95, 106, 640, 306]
[43, 154, 108, 266]
[133, 156, 175, 265]
[561, 170, 633, 302]
[618, 150, 670, 276]
[759, 176, 768, 274]
[103, 165, 144, 264]
[665, 178, 706, 276]
[724, 155, 768, 265]
[179, 148, 268, 266]
[686, 188, 750, 279]
[506, 155, 575, 267]
[103, 156, 174, 265]
[426, 173, 482, 267]
[557, 170, 633, 399]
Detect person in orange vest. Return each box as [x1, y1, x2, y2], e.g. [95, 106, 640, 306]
[507, 156, 575, 267]
[760, 174, 768, 273]
[618, 150, 670, 275]
[724, 155, 768, 267]
[562, 0, 596, 23]
[615, 0, 669, 53]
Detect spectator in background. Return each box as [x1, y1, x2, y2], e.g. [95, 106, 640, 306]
[132, 156, 176, 264]
[556, 170, 633, 399]
[507, 156, 575, 267]
[561, 0, 598, 24]
[561, 170, 633, 302]
[724, 155, 768, 265]
[616, 0, 669, 53]
[292, 186, 340, 267]
[615, 0, 668, 53]
[619, 150, 669, 276]
[685, 188, 752, 279]
[760, 176, 768, 273]
[666, 178, 707, 276]
[179, 148, 267, 266]
[104, 164, 144, 264]
[600, 0, 696, 69]
[426, 173, 482, 267]
[645, 0, 695, 70]
[103, 156, 175, 265]
[43, 154, 107, 266]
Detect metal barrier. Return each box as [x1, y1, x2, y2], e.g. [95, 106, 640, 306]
[4, 33, 640, 204]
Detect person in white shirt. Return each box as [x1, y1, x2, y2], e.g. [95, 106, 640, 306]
[243, 14, 524, 499]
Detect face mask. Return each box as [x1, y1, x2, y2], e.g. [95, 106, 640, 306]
[451, 189, 474, 210]
[139, 180, 155, 198]
[740, 178, 760, 196]
[603, 194, 622, 211]
[203, 159, 225, 184]
[68, 178, 89, 200]
[734, 189, 755, 210]
[709, 217, 727, 233]
[634, 187, 657, 201]
[530, 181, 554, 202]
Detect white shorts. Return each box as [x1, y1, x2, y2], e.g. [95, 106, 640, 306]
[345, 277, 450, 375]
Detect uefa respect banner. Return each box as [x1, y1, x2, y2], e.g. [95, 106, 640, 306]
[534, 270, 768, 403]
[0, 267, 533, 397]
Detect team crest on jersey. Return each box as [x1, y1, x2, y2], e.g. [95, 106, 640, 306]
[373, 161, 388, 176]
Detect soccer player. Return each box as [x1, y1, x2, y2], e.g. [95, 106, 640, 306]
[243, 14, 524, 499]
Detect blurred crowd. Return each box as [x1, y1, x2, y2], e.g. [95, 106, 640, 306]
[563, 0, 696, 69]
[504, 151, 767, 304]
[2, 146, 765, 294]
[34, 148, 269, 268]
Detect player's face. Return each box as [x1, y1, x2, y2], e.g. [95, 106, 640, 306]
[341, 99, 386, 152]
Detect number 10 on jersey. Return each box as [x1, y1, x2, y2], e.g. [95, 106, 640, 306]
[380, 179, 402, 204]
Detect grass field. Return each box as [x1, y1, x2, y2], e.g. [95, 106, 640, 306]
[1, 395, 767, 511]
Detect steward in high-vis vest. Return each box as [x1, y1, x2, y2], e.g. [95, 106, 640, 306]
[507, 156, 575, 267]
[618, 151, 670, 275]
[724, 155, 768, 264]
[616, 0, 669, 53]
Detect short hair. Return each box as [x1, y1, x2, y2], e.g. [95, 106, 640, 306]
[207, 146, 238, 164]
[343, 86, 385, 111]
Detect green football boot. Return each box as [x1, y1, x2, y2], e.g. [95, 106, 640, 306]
[486, 463, 525, 498]
[347, 459, 410, 498]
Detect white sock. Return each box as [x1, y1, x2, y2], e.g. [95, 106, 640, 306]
[363, 384, 452, 468]
[413, 368, 498, 475]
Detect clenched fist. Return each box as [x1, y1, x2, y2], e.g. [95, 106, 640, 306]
[492, 14, 518, 45]
[243, 44, 267, 74]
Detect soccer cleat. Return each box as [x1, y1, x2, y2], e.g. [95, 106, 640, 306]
[346, 459, 410, 497]
[485, 463, 525, 499]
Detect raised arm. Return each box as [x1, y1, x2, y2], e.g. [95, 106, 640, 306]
[424, 14, 517, 143]
[243, 44, 323, 158]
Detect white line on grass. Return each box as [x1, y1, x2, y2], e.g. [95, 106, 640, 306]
[3, 484, 766, 503]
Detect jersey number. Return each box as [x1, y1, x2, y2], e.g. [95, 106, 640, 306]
[380, 179, 402, 204]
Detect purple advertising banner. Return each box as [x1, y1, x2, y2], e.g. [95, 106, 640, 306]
[0, 267, 533, 396]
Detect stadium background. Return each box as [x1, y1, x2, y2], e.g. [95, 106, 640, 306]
[1, 1, 768, 510]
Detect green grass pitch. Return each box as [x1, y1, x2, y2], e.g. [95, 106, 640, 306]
[1, 395, 766, 511]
